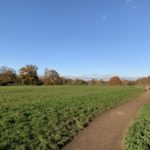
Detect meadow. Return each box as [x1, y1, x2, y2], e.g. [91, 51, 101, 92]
[125, 103, 150, 150]
[0, 85, 143, 150]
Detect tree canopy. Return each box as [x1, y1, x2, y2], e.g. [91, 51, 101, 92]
[0, 66, 17, 85]
[19, 65, 39, 85]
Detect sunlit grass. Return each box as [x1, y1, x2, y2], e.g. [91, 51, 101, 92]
[0, 85, 143, 150]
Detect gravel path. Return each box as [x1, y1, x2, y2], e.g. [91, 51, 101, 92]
[62, 91, 150, 150]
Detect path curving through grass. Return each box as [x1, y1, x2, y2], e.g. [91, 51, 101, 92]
[63, 91, 150, 150]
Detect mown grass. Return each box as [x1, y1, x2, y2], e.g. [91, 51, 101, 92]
[0, 85, 143, 150]
[125, 103, 150, 150]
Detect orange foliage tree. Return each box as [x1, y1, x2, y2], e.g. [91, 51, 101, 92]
[19, 65, 39, 85]
[0, 66, 17, 85]
[109, 76, 121, 85]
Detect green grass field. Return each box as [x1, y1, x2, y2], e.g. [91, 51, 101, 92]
[125, 103, 150, 150]
[0, 85, 143, 150]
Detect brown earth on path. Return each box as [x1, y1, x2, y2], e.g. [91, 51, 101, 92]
[62, 91, 150, 150]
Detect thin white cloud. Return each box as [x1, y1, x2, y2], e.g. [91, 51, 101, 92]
[125, 0, 140, 9]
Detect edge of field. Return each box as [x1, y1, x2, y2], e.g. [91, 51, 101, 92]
[123, 102, 150, 150]
[62, 88, 144, 148]
[87, 90, 144, 123]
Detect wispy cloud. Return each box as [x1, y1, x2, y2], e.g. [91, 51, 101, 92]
[125, 0, 140, 9]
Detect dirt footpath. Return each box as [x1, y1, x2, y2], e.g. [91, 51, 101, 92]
[62, 91, 150, 150]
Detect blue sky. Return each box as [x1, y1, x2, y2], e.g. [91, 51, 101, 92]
[0, 0, 150, 77]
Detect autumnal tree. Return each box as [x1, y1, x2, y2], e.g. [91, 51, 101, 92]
[121, 79, 129, 85]
[0, 66, 17, 85]
[43, 69, 62, 85]
[72, 79, 87, 85]
[19, 65, 39, 85]
[127, 80, 136, 86]
[109, 76, 121, 85]
[136, 76, 150, 85]
[61, 77, 73, 85]
[97, 80, 105, 85]
[88, 79, 96, 85]
[87, 79, 106, 85]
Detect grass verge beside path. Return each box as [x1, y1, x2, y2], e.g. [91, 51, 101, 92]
[0, 86, 143, 150]
[125, 103, 150, 150]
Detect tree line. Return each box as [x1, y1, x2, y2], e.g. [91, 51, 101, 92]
[0, 65, 149, 86]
